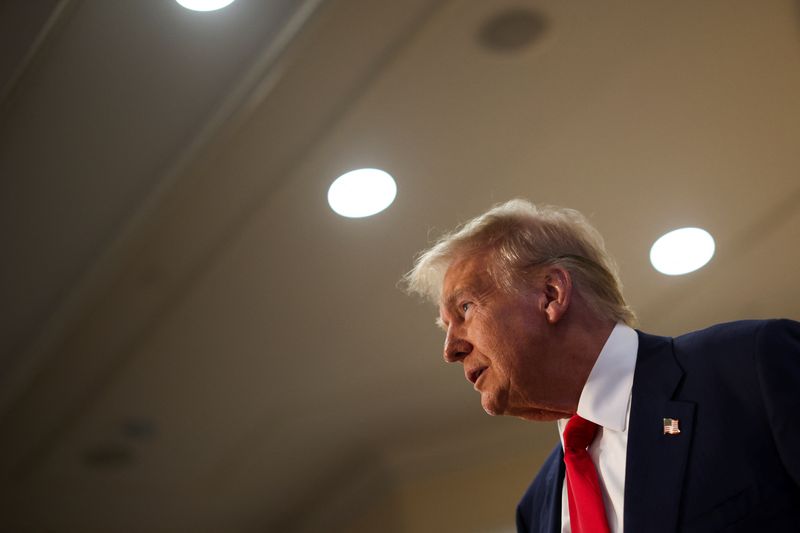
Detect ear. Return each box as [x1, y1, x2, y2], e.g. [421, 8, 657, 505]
[541, 267, 572, 324]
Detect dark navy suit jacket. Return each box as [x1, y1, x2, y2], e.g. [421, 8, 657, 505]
[516, 319, 800, 532]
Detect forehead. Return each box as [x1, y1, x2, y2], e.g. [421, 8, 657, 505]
[440, 253, 495, 304]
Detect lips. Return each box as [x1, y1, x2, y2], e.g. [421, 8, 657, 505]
[466, 366, 487, 385]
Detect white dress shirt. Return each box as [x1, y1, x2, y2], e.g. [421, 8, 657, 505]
[558, 323, 638, 533]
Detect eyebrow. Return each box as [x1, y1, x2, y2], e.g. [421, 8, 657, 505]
[436, 287, 470, 332]
[442, 287, 467, 310]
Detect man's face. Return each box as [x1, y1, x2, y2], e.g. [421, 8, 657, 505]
[438, 253, 574, 421]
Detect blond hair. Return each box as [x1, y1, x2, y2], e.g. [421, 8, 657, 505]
[404, 199, 636, 326]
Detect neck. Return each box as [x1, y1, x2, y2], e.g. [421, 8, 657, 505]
[553, 300, 616, 414]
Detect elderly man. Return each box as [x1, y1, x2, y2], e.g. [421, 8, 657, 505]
[405, 200, 800, 533]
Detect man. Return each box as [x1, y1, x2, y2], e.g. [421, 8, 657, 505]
[405, 199, 800, 532]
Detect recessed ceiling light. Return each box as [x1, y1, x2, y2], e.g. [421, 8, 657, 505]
[478, 8, 548, 53]
[328, 168, 397, 218]
[650, 227, 715, 275]
[175, 0, 236, 12]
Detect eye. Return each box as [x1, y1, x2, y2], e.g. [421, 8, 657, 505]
[461, 302, 472, 314]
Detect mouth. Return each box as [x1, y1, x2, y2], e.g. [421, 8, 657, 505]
[466, 366, 487, 386]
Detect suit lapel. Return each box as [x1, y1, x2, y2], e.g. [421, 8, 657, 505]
[543, 448, 565, 533]
[624, 331, 695, 533]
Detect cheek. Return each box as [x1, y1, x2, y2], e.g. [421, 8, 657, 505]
[474, 312, 536, 371]
[487, 340, 524, 381]
[496, 332, 542, 386]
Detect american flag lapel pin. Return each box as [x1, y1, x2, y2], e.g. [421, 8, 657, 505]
[663, 418, 681, 435]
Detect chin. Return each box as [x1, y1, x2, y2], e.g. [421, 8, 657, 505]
[515, 408, 571, 422]
[480, 394, 504, 417]
[518, 412, 564, 422]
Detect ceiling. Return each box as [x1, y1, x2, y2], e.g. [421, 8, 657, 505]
[1, 0, 799, 531]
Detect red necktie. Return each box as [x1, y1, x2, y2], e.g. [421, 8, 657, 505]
[563, 414, 610, 533]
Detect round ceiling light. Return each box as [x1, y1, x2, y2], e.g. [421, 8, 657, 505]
[650, 227, 715, 275]
[478, 8, 548, 53]
[327, 168, 397, 218]
[175, 0, 236, 12]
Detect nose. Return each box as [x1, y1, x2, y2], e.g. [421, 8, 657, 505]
[444, 328, 473, 363]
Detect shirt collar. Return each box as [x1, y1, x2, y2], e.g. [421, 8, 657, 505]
[575, 323, 638, 432]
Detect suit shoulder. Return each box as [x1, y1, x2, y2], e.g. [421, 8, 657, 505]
[756, 318, 800, 345]
[674, 319, 797, 348]
[663, 320, 799, 375]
